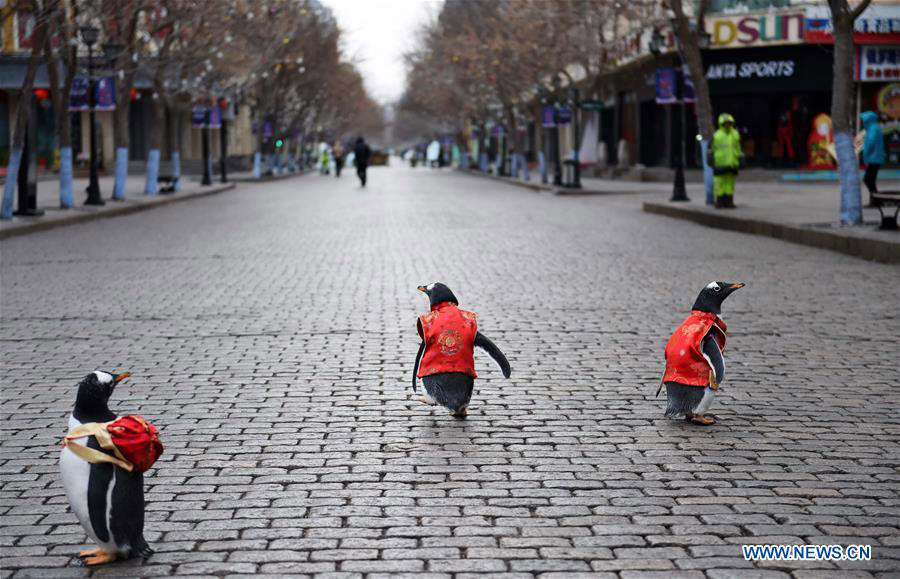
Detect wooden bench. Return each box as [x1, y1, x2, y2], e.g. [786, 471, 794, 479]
[158, 175, 179, 194]
[872, 191, 900, 231]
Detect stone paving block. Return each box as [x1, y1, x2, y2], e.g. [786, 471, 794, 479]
[1, 168, 898, 577]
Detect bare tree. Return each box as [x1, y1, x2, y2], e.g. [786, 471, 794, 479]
[669, 0, 715, 202]
[2, 0, 52, 219]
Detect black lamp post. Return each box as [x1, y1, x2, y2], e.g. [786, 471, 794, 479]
[650, 26, 688, 202]
[551, 76, 563, 186]
[569, 87, 581, 189]
[202, 104, 212, 185]
[81, 25, 103, 206]
[218, 97, 228, 183]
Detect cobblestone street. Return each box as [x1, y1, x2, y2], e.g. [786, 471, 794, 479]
[1, 165, 898, 578]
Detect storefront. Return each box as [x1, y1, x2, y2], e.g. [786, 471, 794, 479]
[806, 3, 900, 166]
[704, 44, 834, 167]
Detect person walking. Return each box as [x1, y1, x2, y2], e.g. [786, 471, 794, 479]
[353, 136, 371, 187]
[333, 141, 345, 178]
[710, 113, 743, 209]
[860, 111, 885, 206]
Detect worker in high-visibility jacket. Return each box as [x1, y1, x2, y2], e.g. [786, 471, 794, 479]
[710, 113, 743, 209]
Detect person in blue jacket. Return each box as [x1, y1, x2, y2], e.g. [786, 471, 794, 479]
[860, 111, 885, 205]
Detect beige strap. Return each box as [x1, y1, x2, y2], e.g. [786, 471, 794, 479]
[63, 422, 134, 472]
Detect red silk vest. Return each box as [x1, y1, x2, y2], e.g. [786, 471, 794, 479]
[417, 302, 478, 378]
[663, 311, 727, 387]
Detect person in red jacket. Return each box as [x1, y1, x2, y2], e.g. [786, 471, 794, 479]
[658, 281, 744, 425]
[413, 283, 511, 418]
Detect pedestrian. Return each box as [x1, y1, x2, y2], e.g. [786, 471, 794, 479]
[860, 111, 885, 206]
[427, 139, 441, 168]
[333, 140, 345, 178]
[353, 136, 371, 187]
[320, 146, 331, 175]
[710, 113, 743, 209]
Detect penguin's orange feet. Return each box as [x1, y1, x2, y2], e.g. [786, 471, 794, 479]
[691, 415, 716, 425]
[81, 549, 117, 565]
[78, 548, 101, 557]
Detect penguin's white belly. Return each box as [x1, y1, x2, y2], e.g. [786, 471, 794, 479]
[60, 422, 117, 552]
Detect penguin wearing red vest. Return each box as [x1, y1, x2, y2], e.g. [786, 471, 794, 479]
[658, 281, 745, 425]
[413, 283, 511, 418]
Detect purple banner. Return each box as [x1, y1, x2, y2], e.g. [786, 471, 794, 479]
[192, 107, 222, 129]
[557, 106, 572, 125]
[656, 67, 677, 104]
[69, 76, 116, 111]
[542, 105, 556, 128]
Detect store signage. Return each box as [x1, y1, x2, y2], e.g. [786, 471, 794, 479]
[706, 12, 804, 48]
[857, 45, 900, 82]
[805, 5, 900, 44]
[706, 59, 795, 80]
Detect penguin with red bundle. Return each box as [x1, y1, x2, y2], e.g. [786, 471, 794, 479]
[658, 282, 745, 425]
[413, 283, 511, 418]
[59, 371, 160, 565]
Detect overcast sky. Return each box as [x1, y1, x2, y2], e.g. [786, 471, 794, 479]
[321, 0, 441, 105]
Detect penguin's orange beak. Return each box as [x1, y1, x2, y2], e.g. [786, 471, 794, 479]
[417, 286, 427, 293]
[729, 283, 745, 289]
[113, 372, 131, 384]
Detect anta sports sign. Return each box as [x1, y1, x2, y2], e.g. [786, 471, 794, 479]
[705, 11, 804, 49]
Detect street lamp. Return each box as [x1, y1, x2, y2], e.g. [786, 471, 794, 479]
[650, 25, 689, 202]
[81, 25, 103, 206]
[551, 75, 563, 186]
[201, 102, 212, 185]
[218, 97, 229, 183]
[569, 87, 581, 189]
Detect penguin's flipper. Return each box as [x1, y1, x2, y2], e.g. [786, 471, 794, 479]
[474, 332, 511, 378]
[412, 340, 425, 393]
[701, 333, 725, 387]
[86, 438, 114, 545]
[109, 468, 150, 559]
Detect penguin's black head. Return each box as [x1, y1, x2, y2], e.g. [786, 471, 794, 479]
[691, 281, 744, 315]
[74, 371, 129, 419]
[417, 282, 458, 308]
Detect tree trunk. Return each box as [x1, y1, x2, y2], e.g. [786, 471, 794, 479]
[2, 1, 47, 219]
[671, 0, 715, 203]
[829, 0, 869, 224]
[112, 71, 135, 200]
[44, 25, 76, 208]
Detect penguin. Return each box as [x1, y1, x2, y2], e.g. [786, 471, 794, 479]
[59, 371, 153, 565]
[413, 283, 511, 418]
[658, 281, 745, 425]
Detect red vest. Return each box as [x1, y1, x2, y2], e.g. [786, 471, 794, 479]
[417, 302, 478, 378]
[663, 311, 727, 387]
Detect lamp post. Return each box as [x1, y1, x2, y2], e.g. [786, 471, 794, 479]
[569, 87, 581, 189]
[650, 27, 688, 202]
[81, 25, 103, 206]
[202, 104, 212, 185]
[218, 97, 228, 183]
[551, 76, 563, 186]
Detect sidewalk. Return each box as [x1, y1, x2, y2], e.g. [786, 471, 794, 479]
[643, 181, 900, 263]
[0, 174, 236, 240]
[460, 167, 898, 263]
[458, 168, 706, 196]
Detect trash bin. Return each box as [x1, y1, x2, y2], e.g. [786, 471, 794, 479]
[563, 160, 577, 187]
